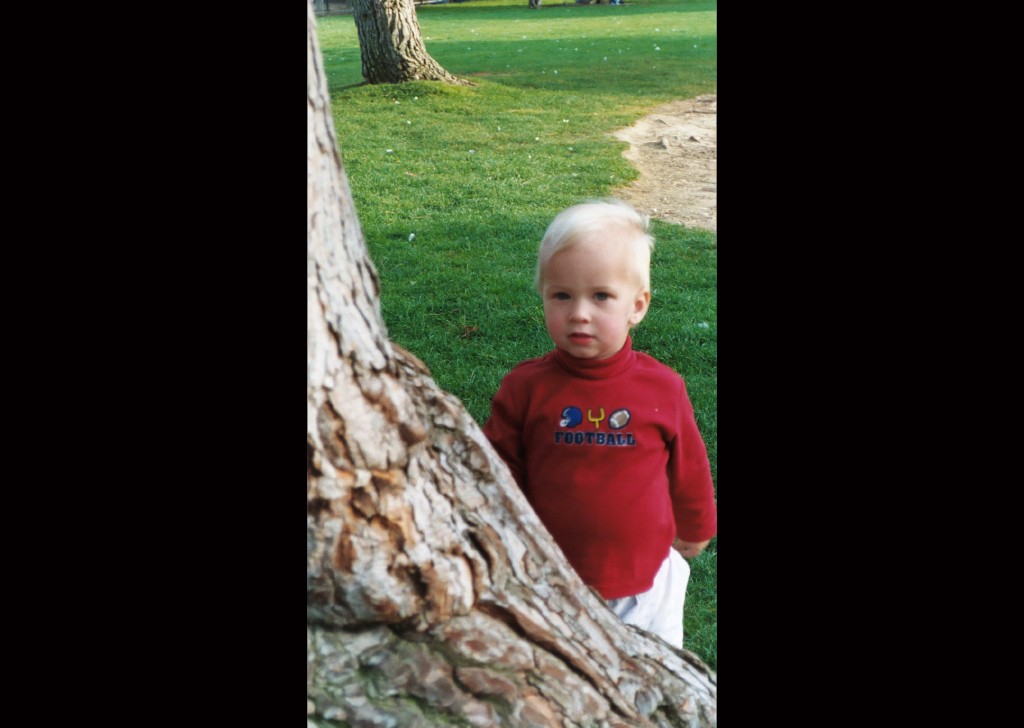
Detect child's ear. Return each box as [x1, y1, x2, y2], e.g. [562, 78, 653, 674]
[629, 290, 651, 326]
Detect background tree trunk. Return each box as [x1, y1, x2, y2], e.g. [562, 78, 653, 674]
[307, 5, 716, 726]
[350, 0, 466, 84]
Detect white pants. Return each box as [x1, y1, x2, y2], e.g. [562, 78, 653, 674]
[606, 548, 690, 649]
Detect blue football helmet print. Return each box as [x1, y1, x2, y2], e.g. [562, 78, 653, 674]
[560, 406, 583, 428]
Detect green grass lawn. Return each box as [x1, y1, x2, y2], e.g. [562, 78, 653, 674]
[316, 0, 717, 670]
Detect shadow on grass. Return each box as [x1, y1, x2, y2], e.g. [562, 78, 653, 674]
[328, 36, 715, 96]
[321, 1, 716, 95]
[416, 2, 717, 19]
[434, 37, 714, 94]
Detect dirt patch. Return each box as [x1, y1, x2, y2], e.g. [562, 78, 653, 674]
[611, 94, 717, 232]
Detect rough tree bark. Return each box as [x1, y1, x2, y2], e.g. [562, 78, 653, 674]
[307, 6, 716, 726]
[349, 0, 467, 84]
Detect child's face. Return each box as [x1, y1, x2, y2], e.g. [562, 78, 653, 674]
[540, 233, 650, 360]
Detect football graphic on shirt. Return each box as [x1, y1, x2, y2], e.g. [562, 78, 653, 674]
[559, 406, 583, 427]
[608, 409, 631, 429]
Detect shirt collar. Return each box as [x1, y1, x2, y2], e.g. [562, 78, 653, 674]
[552, 336, 636, 380]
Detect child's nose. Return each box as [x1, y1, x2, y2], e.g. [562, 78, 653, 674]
[569, 301, 590, 322]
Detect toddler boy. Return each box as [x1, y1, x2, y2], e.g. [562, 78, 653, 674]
[482, 199, 717, 649]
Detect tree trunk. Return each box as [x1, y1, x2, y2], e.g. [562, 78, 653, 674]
[349, 0, 467, 85]
[307, 5, 716, 726]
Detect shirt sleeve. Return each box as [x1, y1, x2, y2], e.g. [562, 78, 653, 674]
[482, 373, 527, 489]
[667, 377, 717, 543]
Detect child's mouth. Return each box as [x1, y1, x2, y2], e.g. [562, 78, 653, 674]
[569, 334, 594, 343]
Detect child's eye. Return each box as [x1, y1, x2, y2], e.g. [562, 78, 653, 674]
[595, 292, 610, 301]
[553, 292, 570, 300]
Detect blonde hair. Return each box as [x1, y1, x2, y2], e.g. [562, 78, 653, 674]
[534, 198, 654, 293]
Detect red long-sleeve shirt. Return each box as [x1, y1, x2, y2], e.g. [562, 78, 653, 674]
[483, 337, 717, 599]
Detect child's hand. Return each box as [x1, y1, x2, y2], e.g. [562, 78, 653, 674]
[673, 538, 711, 559]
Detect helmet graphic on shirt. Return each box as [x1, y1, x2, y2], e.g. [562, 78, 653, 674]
[559, 406, 583, 428]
